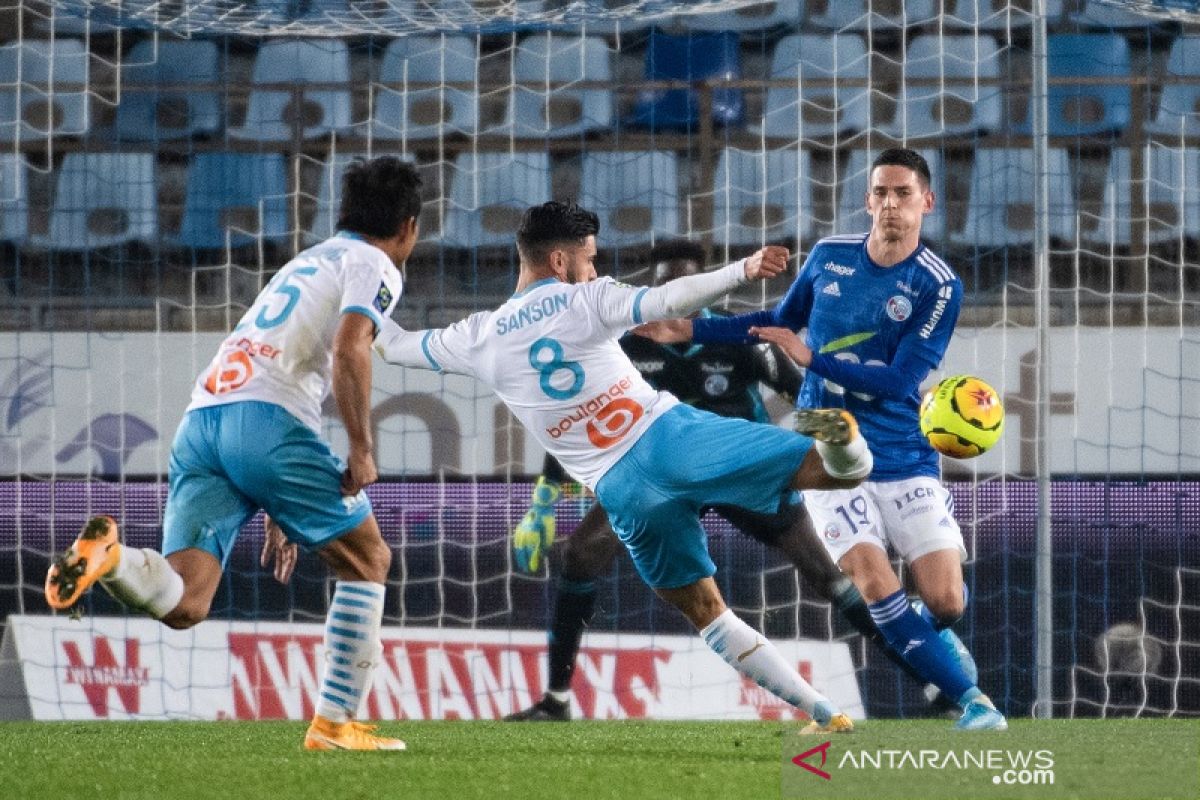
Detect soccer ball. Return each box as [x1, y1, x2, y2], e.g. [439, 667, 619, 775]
[919, 375, 1005, 459]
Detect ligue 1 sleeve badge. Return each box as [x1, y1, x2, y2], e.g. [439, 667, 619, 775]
[886, 294, 912, 322]
[373, 282, 394, 313]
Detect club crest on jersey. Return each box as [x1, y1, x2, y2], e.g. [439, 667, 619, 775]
[373, 282, 393, 313]
[703, 373, 729, 396]
[886, 294, 912, 322]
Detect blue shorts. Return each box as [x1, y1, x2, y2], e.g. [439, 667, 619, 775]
[594, 404, 813, 589]
[162, 400, 372, 566]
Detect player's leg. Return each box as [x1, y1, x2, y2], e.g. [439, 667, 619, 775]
[506, 501, 624, 721]
[656, 576, 850, 733]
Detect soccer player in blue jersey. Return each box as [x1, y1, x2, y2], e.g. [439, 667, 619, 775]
[638, 148, 1006, 730]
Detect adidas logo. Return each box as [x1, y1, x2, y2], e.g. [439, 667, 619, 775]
[902, 638, 924, 656]
[822, 281, 841, 297]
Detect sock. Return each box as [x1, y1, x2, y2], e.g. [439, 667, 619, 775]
[100, 546, 184, 618]
[832, 579, 930, 689]
[914, 584, 970, 630]
[701, 609, 835, 725]
[315, 581, 385, 724]
[546, 577, 597, 693]
[815, 435, 873, 480]
[869, 588, 977, 707]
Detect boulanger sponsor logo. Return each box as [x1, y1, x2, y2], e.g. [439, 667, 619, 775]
[789, 743, 1056, 787]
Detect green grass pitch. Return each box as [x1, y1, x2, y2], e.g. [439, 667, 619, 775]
[0, 719, 1195, 800]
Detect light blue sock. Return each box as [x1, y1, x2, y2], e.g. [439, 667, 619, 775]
[315, 581, 386, 723]
[869, 588, 977, 708]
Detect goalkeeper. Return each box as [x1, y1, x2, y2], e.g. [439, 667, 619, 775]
[506, 240, 940, 722]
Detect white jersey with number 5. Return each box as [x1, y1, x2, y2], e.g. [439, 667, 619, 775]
[187, 233, 403, 432]
[413, 276, 680, 489]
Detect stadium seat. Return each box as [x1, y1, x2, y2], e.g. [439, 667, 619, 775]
[0, 153, 27, 244]
[1094, 146, 1200, 247]
[1012, 34, 1131, 137]
[0, 39, 90, 142]
[175, 153, 290, 250]
[36, 153, 157, 250]
[939, 0, 1063, 30]
[1065, 0, 1151, 28]
[580, 152, 679, 249]
[804, 0, 922, 31]
[1147, 36, 1200, 139]
[762, 34, 870, 140]
[229, 40, 352, 141]
[442, 153, 550, 248]
[834, 149, 946, 245]
[951, 148, 1075, 248]
[505, 34, 612, 138]
[886, 35, 1002, 139]
[677, 0, 804, 32]
[711, 147, 813, 247]
[628, 30, 743, 132]
[114, 40, 221, 141]
[372, 35, 478, 140]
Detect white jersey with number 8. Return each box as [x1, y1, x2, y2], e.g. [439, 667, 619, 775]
[188, 233, 403, 432]
[410, 276, 680, 489]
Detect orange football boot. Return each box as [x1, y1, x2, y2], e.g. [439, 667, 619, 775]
[45, 515, 121, 610]
[304, 715, 407, 751]
[793, 408, 860, 446]
[799, 712, 855, 734]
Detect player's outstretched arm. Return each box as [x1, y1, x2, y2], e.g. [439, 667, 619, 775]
[374, 317, 439, 369]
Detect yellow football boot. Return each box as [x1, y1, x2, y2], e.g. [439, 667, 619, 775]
[45, 515, 121, 610]
[304, 716, 407, 751]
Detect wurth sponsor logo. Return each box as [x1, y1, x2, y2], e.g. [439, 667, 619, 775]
[61, 636, 150, 717]
[919, 285, 955, 340]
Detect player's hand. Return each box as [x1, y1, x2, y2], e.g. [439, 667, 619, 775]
[512, 476, 561, 573]
[260, 515, 298, 585]
[743, 246, 790, 281]
[749, 325, 813, 367]
[632, 318, 693, 343]
[342, 446, 378, 495]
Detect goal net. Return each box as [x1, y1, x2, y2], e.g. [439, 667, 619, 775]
[0, 0, 1196, 721]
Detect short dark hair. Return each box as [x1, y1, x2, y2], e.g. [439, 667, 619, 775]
[871, 148, 931, 189]
[337, 156, 423, 238]
[648, 238, 706, 267]
[516, 200, 600, 264]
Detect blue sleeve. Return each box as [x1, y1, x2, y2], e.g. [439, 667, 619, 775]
[692, 251, 819, 344]
[806, 279, 962, 401]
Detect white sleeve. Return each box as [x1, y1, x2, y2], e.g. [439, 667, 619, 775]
[339, 251, 398, 333]
[590, 261, 749, 330]
[374, 315, 481, 377]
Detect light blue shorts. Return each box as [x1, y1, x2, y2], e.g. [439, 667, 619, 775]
[595, 404, 813, 589]
[162, 400, 372, 566]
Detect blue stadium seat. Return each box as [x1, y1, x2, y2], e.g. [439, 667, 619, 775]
[36, 153, 157, 250]
[0, 39, 90, 142]
[951, 148, 1075, 248]
[115, 40, 221, 141]
[1065, 0, 1152, 28]
[834, 149, 946, 245]
[762, 34, 870, 139]
[1079, 147, 1193, 248]
[804, 0, 925, 31]
[711, 147, 813, 247]
[442, 153, 550, 248]
[0, 153, 27, 244]
[505, 34, 612, 138]
[1147, 36, 1200, 139]
[175, 153, 290, 250]
[678, 0, 804, 32]
[580, 152, 679, 249]
[372, 35, 478, 140]
[628, 30, 743, 132]
[1012, 34, 1131, 137]
[230, 40, 352, 141]
[939, 0, 1063, 29]
[886, 35, 1002, 139]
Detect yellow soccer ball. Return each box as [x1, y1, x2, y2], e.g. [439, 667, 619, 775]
[919, 375, 1005, 459]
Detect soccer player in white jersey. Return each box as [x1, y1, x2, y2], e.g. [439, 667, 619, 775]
[44, 156, 421, 751]
[373, 201, 875, 732]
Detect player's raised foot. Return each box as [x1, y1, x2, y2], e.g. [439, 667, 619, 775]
[954, 697, 1008, 731]
[503, 693, 571, 721]
[304, 716, 407, 751]
[799, 712, 854, 735]
[794, 408, 859, 446]
[44, 515, 121, 610]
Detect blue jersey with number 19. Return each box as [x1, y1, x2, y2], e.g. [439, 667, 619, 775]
[693, 233, 962, 481]
[187, 233, 404, 432]
[407, 276, 680, 490]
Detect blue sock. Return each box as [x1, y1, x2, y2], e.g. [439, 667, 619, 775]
[869, 588, 978, 707]
[915, 584, 970, 630]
